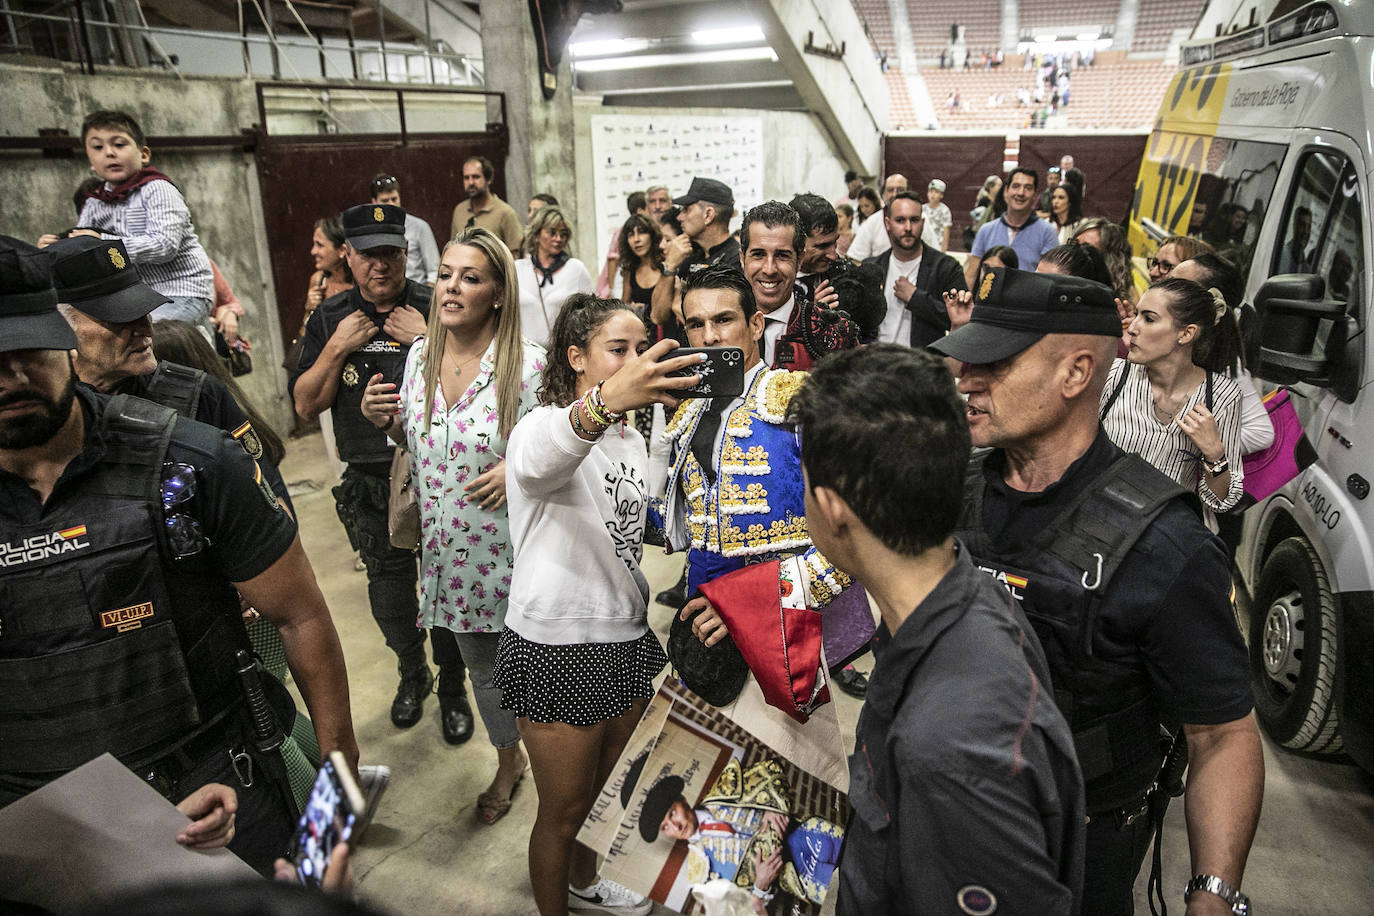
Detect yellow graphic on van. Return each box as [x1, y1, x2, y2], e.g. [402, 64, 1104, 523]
[1129, 62, 1233, 261]
[1158, 63, 1231, 132]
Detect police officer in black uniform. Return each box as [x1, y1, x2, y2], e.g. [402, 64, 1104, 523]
[46, 235, 288, 505]
[0, 238, 358, 874]
[290, 203, 472, 743]
[930, 269, 1263, 916]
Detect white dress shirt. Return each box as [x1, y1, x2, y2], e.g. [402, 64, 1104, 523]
[760, 295, 795, 367]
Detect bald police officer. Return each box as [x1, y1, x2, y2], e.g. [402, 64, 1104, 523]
[931, 269, 1262, 916]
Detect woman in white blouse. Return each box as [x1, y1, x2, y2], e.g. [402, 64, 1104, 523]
[1101, 277, 1247, 528]
[362, 227, 544, 825]
[515, 206, 594, 349]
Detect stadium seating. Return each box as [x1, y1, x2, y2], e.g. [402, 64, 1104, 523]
[917, 59, 1174, 131]
[853, 0, 896, 59]
[1020, 0, 1120, 33]
[1132, 0, 1207, 52]
[904, 1, 1002, 61]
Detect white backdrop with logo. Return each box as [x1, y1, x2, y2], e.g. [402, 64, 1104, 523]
[590, 114, 764, 269]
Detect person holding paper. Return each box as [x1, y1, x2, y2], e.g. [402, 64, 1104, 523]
[0, 238, 357, 875]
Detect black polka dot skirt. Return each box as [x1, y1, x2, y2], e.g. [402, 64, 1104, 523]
[492, 626, 668, 726]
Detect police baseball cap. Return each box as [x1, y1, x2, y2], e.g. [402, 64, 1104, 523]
[46, 236, 170, 323]
[929, 267, 1120, 364]
[342, 203, 408, 251]
[0, 236, 79, 352]
[673, 177, 733, 209]
[929, 179, 947, 192]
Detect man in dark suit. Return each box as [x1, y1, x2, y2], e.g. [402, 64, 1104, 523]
[863, 192, 966, 348]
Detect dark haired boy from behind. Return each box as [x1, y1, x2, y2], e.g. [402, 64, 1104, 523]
[790, 345, 1085, 915]
[37, 108, 214, 331]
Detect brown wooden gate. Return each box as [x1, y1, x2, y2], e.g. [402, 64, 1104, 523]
[253, 82, 510, 349]
[1016, 133, 1147, 226]
[882, 135, 1010, 252]
[883, 132, 1149, 251]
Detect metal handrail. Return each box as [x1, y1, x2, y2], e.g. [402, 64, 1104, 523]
[255, 80, 507, 142]
[0, 6, 483, 86]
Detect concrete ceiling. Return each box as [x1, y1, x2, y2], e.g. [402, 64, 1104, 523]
[567, 0, 806, 110]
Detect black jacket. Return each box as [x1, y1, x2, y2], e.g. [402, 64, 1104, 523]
[864, 247, 967, 348]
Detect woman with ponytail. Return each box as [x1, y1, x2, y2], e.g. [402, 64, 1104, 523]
[1101, 277, 1247, 526]
[361, 227, 544, 824]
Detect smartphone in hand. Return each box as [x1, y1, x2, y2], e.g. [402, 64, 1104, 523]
[659, 346, 746, 398]
[289, 751, 365, 889]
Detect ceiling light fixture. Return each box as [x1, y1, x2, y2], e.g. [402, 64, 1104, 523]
[691, 26, 765, 46]
[569, 37, 650, 58]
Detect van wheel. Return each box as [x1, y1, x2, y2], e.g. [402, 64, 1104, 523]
[1250, 538, 1343, 754]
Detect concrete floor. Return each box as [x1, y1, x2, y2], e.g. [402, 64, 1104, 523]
[279, 431, 1374, 915]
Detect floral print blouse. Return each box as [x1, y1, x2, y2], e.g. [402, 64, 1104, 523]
[399, 337, 545, 633]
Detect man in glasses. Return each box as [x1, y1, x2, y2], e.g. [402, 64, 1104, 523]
[292, 204, 474, 746]
[449, 155, 523, 255]
[371, 172, 440, 285]
[0, 236, 358, 875]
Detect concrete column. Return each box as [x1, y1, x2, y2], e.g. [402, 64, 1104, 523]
[478, 2, 576, 231]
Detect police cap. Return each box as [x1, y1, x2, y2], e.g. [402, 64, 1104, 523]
[46, 236, 170, 323]
[342, 203, 408, 252]
[929, 267, 1120, 364]
[673, 177, 733, 209]
[0, 236, 79, 353]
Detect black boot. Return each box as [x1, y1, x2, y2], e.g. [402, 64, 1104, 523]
[440, 693, 475, 745]
[438, 669, 474, 745]
[391, 664, 433, 728]
[655, 569, 688, 608]
[835, 664, 869, 699]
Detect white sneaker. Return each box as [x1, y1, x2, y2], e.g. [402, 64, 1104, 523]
[567, 876, 653, 915]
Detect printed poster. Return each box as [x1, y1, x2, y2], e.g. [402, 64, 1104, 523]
[590, 115, 764, 267]
[578, 682, 849, 914]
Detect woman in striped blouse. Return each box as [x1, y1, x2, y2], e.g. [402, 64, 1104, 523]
[1101, 277, 1246, 528]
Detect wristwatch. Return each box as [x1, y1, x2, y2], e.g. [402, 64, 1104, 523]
[1206, 455, 1230, 477]
[1185, 874, 1250, 915]
[661, 266, 678, 277]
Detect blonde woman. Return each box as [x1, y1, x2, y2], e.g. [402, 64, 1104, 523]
[362, 227, 545, 824]
[515, 206, 594, 348]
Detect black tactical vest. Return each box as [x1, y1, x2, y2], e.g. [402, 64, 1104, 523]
[323, 283, 428, 467]
[0, 395, 247, 803]
[957, 451, 1188, 810]
[142, 360, 208, 419]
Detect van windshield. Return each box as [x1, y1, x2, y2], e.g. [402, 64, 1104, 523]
[1132, 134, 1285, 280]
[1188, 138, 1285, 278]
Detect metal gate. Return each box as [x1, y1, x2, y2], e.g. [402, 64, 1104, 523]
[253, 81, 510, 349]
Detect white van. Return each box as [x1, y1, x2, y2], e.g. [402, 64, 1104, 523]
[1127, 1, 1373, 772]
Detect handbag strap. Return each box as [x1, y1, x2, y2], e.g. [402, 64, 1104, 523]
[1100, 362, 1130, 421]
[534, 272, 551, 333]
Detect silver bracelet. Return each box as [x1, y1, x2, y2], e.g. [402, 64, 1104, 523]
[1184, 874, 1250, 915]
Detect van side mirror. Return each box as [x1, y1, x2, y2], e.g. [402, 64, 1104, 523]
[1254, 273, 1361, 401]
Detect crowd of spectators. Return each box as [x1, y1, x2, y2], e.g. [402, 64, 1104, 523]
[4, 108, 1271, 916]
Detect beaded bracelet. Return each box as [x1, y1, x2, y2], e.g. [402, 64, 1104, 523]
[585, 382, 625, 426]
[569, 398, 607, 439]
